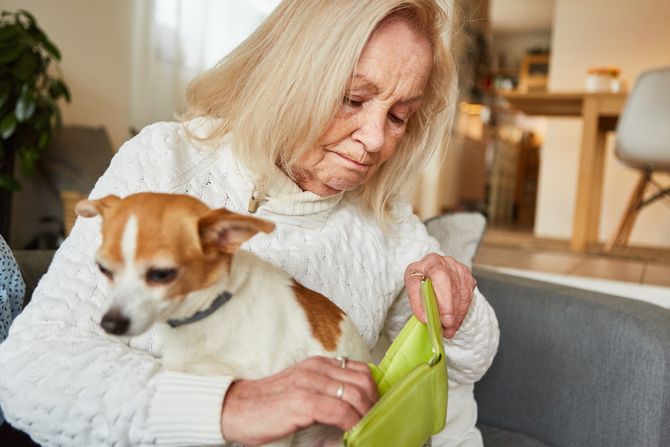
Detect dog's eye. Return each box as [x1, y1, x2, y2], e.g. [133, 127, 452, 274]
[97, 263, 113, 279]
[146, 268, 178, 285]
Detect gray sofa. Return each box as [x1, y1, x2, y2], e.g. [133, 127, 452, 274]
[474, 267, 670, 447]
[7, 251, 670, 447]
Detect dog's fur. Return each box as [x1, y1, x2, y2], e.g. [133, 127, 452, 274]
[76, 192, 371, 447]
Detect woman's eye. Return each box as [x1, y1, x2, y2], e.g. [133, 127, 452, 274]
[146, 268, 178, 285]
[388, 113, 406, 125]
[343, 96, 363, 107]
[97, 263, 113, 279]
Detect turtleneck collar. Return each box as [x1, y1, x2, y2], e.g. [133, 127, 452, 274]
[221, 144, 344, 228]
[185, 118, 345, 227]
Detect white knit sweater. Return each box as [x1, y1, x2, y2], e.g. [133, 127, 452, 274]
[0, 120, 499, 446]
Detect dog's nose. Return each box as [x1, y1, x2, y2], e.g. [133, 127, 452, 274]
[101, 310, 130, 335]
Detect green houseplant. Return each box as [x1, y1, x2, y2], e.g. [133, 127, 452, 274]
[0, 9, 70, 239]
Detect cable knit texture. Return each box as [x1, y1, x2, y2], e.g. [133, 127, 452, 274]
[0, 120, 499, 446]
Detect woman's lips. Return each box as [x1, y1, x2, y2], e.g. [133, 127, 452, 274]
[331, 152, 371, 171]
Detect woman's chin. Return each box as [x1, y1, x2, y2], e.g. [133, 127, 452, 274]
[324, 177, 365, 193]
[299, 173, 367, 196]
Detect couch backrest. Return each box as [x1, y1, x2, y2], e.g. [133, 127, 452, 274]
[474, 268, 670, 447]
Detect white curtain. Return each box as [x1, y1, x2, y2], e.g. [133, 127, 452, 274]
[129, 0, 281, 131]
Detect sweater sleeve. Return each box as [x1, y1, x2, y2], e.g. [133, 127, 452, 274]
[0, 123, 233, 446]
[381, 203, 500, 385]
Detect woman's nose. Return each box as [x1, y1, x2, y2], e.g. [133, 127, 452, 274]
[353, 109, 386, 152]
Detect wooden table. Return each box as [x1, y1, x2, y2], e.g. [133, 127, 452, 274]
[501, 91, 628, 251]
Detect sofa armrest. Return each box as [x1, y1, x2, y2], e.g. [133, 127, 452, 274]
[12, 250, 55, 305]
[473, 267, 670, 447]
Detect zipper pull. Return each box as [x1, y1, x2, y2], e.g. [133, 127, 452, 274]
[247, 188, 260, 214]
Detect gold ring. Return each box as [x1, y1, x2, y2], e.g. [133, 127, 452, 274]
[408, 271, 426, 281]
[336, 382, 345, 399]
[335, 355, 348, 369]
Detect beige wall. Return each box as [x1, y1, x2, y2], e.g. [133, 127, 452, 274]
[536, 0, 670, 247]
[1, 0, 133, 150]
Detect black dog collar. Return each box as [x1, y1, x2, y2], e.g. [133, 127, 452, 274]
[166, 291, 233, 328]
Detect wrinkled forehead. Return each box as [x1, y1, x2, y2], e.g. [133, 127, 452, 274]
[355, 16, 433, 100]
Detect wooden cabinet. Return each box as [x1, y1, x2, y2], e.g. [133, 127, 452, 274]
[518, 54, 550, 92]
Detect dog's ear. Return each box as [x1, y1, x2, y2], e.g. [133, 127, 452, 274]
[75, 195, 122, 218]
[198, 208, 275, 253]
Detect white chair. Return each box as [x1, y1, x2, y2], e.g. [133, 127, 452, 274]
[606, 67, 670, 251]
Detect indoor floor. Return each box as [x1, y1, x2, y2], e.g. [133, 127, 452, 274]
[474, 227, 670, 288]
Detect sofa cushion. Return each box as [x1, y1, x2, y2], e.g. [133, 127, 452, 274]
[424, 211, 486, 268]
[478, 423, 549, 447]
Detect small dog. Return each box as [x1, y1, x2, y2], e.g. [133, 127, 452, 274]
[76, 192, 372, 447]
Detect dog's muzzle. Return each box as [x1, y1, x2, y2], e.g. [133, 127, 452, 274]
[101, 309, 130, 335]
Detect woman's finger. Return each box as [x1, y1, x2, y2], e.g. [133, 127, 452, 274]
[450, 264, 462, 331]
[294, 369, 372, 417]
[221, 358, 374, 445]
[454, 264, 473, 323]
[330, 379, 370, 417]
[426, 263, 455, 329]
[325, 362, 379, 405]
[404, 263, 428, 323]
[300, 393, 362, 431]
[405, 254, 477, 336]
[444, 261, 475, 338]
[405, 253, 476, 338]
[300, 357, 378, 413]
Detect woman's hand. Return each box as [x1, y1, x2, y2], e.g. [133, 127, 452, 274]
[404, 253, 476, 338]
[220, 356, 378, 446]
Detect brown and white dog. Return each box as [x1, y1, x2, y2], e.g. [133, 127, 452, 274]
[75, 192, 371, 447]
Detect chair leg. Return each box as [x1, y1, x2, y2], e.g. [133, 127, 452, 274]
[605, 171, 651, 252]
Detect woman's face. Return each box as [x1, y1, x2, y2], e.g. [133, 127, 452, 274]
[293, 17, 433, 196]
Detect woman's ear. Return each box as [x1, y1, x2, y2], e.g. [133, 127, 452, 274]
[75, 195, 122, 218]
[198, 208, 275, 253]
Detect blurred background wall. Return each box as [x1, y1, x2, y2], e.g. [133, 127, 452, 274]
[0, 0, 133, 150]
[536, 0, 670, 246]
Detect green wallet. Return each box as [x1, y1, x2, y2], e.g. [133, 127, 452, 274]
[343, 279, 448, 446]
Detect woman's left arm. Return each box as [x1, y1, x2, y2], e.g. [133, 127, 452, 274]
[404, 253, 499, 384]
[382, 203, 499, 384]
[404, 253, 476, 339]
[384, 254, 499, 385]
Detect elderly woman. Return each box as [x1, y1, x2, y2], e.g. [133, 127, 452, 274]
[0, 0, 498, 446]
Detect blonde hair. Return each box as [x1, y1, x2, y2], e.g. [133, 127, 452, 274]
[183, 0, 458, 225]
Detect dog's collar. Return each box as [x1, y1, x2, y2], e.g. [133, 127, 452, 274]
[166, 291, 233, 328]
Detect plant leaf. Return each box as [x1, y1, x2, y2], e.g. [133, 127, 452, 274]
[18, 147, 38, 175]
[49, 79, 70, 102]
[60, 81, 70, 102]
[53, 105, 62, 128]
[0, 173, 20, 191]
[37, 131, 49, 149]
[0, 23, 22, 42]
[0, 81, 10, 109]
[17, 10, 37, 28]
[36, 29, 61, 60]
[31, 107, 50, 130]
[15, 85, 35, 122]
[0, 43, 24, 64]
[0, 113, 16, 139]
[11, 50, 39, 81]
